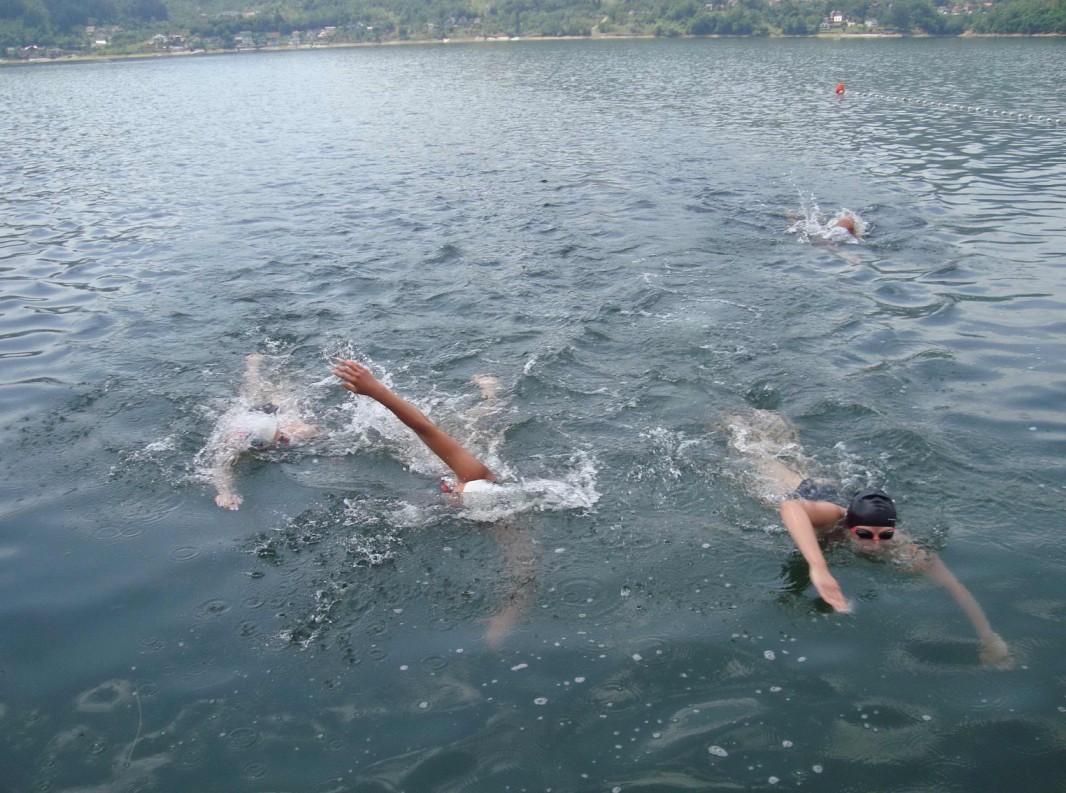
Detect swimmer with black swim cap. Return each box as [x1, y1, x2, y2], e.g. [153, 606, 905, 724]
[782, 480, 1012, 668]
[729, 410, 1012, 668]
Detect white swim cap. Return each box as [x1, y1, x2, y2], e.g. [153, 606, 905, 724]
[231, 411, 279, 449]
[461, 479, 498, 495]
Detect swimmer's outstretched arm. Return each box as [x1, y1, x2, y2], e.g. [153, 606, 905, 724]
[332, 361, 494, 485]
[210, 445, 244, 510]
[908, 550, 1013, 669]
[780, 498, 851, 612]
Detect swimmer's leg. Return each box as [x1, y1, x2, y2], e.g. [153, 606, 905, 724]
[725, 411, 808, 505]
[240, 353, 288, 406]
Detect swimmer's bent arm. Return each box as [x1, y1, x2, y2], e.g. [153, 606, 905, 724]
[908, 549, 1013, 668]
[780, 499, 851, 612]
[332, 361, 494, 484]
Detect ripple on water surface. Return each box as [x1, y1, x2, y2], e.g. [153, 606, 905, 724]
[1, 38, 1065, 793]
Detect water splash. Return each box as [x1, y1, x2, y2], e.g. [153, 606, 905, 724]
[340, 497, 418, 566]
[458, 451, 601, 523]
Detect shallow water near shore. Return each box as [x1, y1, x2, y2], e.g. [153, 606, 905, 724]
[2, 37, 1066, 792]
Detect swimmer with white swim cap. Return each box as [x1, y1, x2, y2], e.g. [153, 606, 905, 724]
[331, 360, 497, 497]
[205, 353, 318, 510]
[333, 361, 536, 649]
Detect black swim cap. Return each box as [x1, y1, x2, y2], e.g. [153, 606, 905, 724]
[845, 488, 897, 528]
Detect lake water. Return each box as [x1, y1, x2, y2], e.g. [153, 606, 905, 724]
[2, 37, 1065, 792]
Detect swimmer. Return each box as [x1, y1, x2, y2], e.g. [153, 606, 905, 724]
[204, 353, 318, 510]
[332, 360, 532, 648]
[786, 204, 866, 254]
[728, 410, 1013, 669]
[331, 360, 496, 495]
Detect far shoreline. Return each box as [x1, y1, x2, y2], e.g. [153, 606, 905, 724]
[3, 30, 1064, 68]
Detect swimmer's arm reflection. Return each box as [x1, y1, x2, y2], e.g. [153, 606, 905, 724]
[779, 498, 851, 612]
[484, 521, 537, 649]
[331, 360, 495, 487]
[905, 547, 1013, 669]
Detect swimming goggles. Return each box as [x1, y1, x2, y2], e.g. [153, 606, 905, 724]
[851, 526, 895, 541]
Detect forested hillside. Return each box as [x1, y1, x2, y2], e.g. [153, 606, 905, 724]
[3, 0, 1065, 55]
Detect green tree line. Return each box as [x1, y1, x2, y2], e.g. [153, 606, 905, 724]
[4, 0, 1066, 51]
[1, 0, 167, 47]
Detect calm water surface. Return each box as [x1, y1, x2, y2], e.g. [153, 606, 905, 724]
[2, 38, 1065, 792]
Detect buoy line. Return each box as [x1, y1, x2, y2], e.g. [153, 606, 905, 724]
[848, 90, 1063, 126]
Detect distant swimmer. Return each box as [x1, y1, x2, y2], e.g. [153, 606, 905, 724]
[331, 360, 497, 497]
[786, 203, 866, 254]
[728, 410, 1013, 669]
[202, 353, 318, 510]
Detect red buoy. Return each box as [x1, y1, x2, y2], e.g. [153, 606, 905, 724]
[835, 82, 846, 96]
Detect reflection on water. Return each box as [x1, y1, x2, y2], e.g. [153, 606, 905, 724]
[2, 37, 1066, 792]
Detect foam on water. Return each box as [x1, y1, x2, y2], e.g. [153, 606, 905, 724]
[340, 496, 421, 566]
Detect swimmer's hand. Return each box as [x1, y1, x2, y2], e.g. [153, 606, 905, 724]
[332, 360, 387, 400]
[810, 566, 852, 613]
[215, 491, 243, 511]
[979, 632, 1014, 670]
